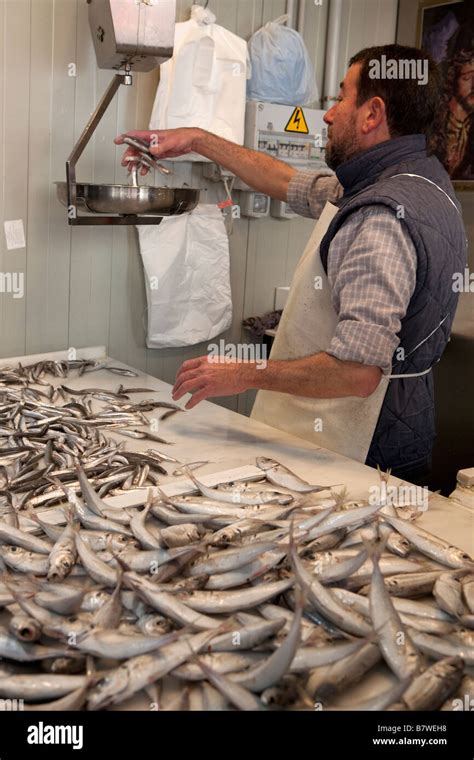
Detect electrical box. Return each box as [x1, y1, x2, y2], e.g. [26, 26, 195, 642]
[240, 192, 270, 218]
[270, 199, 298, 219]
[244, 101, 329, 169]
[233, 101, 331, 193]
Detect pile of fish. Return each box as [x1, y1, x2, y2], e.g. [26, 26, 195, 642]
[0, 359, 472, 711]
[0, 358, 189, 515]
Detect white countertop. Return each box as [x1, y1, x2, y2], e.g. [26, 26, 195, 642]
[10, 345, 471, 555]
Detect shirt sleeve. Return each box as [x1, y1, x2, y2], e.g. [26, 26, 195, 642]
[287, 169, 343, 219]
[326, 206, 417, 373]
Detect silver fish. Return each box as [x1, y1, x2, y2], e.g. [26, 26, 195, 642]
[408, 629, 474, 665]
[130, 498, 162, 550]
[0, 626, 76, 662]
[369, 546, 421, 679]
[400, 656, 464, 710]
[87, 628, 220, 710]
[433, 573, 465, 618]
[382, 513, 473, 569]
[0, 674, 87, 701]
[206, 618, 285, 653]
[75, 532, 118, 587]
[307, 642, 381, 700]
[92, 570, 123, 629]
[289, 531, 370, 637]
[47, 519, 77, 581]
[125, 572, 220, 631]
[0, 546, 49, 575]
[75, 629, 181, 659]
[256, 457, 340, 494]
[0, 523, 52, 555]
[160, 524, 201, 548]
[194, 656, 262, 711]
[9, 614, 42, 643]
[181, 579, 293, 615]
[462, 574, 474, 614]
[184, 468, 293, 506]
[173, 652, 266, 680]
[189, 541, 278, 577]
[290, 639, 367, 672]
[24, 683, 90, 711]
[230, 599, 302, 692]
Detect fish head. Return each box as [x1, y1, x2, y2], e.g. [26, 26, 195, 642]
[87, 664, 130, 710]
[1, 545, 27, 560]
[108, 534, 138, 552]
[256, 457, 274, 471]
[450, 548, 474, 568]
[9, 615, 41, 642]
[47, 552, 75, 581]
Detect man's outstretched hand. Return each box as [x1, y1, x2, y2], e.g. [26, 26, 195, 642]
[172, 356, 254, 410]
[115, 128, 202, 174]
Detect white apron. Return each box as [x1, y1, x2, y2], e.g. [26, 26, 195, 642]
[251, 201, 388, 462]
[252, 174, 459, 462]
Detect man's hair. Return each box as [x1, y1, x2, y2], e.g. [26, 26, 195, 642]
[349, 44, 441, 142]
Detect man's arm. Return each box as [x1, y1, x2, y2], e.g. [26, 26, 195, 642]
[172, 206, 417, 410]
[172, 353, 381, 409]
[116, 127, 296, 201]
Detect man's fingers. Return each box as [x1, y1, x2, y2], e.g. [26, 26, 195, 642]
[173, 379, 207, 402]
[120, 147, 140, 168]
[175, 357, 206, 381]
[185, 389, 209, 410]
[172, 375, 205, 401]
[115, 130, 156, 146]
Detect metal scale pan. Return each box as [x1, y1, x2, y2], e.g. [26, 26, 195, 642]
[57, 0, 199, 226]
[56, 181, 199, 219]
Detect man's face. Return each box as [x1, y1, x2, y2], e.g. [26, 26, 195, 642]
[324, 64, 363, 170]
[455, 61, 474, 115]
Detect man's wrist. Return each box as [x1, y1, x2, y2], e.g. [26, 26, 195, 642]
[190, 128, 207, 154]
[238, 361, 269, 392]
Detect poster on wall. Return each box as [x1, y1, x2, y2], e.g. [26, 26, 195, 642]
[418, 0, 474, 189]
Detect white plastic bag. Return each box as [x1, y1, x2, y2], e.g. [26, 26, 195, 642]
[138, 205, 232, 349]
[247, 15, 318, 106]
[150, 4, 248, 161]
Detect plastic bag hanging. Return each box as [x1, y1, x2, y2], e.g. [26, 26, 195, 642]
[149, 4, 248, 161]
[247, 14, 319, 106]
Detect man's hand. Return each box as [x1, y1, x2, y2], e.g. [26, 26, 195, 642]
[115, 129, 201, 174]
[172, 356, 254, 410]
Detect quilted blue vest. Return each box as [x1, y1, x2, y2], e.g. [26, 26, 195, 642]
[319, 135, 467, 471]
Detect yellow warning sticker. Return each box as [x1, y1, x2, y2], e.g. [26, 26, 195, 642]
[284, 106, 309, 134]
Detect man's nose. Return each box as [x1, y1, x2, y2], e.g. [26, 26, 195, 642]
[323, 107, 334, 125]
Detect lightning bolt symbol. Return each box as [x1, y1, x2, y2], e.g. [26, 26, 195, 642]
[294, 111, 301, 129]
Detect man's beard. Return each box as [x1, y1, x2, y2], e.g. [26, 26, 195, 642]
[325, 116, 361, 170]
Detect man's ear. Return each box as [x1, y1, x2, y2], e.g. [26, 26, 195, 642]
[362, 96, 388, 136]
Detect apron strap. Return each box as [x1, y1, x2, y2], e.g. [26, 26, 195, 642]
[388, 314, 450, 380]
[386, 174, 459, 381]
[389, 366, 433, 380]
[390, 173, 462, 216]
